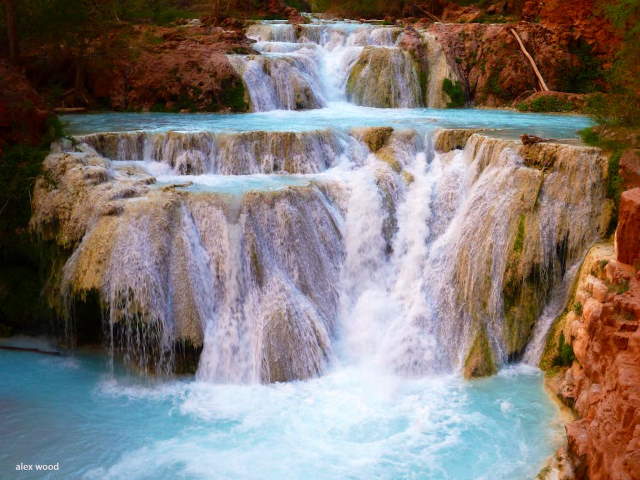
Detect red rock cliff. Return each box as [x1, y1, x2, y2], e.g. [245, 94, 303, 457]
[546, 189, 640, 480]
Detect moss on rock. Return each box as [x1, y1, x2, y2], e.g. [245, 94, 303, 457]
[463, 325, 497, 379]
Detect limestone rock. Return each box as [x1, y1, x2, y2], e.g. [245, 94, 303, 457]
[346, 46, 423, 108]
[463, 326, 496, 378]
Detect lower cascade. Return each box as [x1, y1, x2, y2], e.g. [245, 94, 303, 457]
[32, 122, 610, 382]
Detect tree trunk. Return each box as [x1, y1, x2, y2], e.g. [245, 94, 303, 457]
[4, 0, 19, 64]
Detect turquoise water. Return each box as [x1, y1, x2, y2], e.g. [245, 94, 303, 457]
[0, 347, 560, 480]
[62, 103, 592, 139]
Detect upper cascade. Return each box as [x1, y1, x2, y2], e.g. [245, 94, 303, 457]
[230, 20, 458, 111]
[76, 129, 363, 175]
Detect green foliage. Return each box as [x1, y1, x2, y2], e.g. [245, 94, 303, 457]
[477, 14, 509, 23]
[513, 214, 525, 253]
[0, 115, 66, 335]
[442, 78, 465, 108]
[579, 127, 625, 232]
[607, 150, 623, 205]
[285, 0, 311, 10]
[486, 70, 507, 98]
[553, 333, 575, 367]
[0, 116, 66, 234]
[0, 0, 194, 47]
[218, 81, 249, 112]
[573, 302, 583, 316]
[609, 278, 630, 294]
[517, 96, 576, 113]
[0, 146, 46, 232]
[559, 40, 605, 94]
[587, 0, 640, 126]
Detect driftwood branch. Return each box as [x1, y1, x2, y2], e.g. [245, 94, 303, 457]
[0, 345, 62, 356]
[510, 28, 549, 92]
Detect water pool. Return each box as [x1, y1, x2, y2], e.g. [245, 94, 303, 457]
[61, 104, 592, 140]
[0, 347, 561, 480]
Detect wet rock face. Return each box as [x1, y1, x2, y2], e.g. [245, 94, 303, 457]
[346, 46, 423, 108]
[78, 130, 344, 175]
[616, 188, 640, 267]
[463, 327, 496, 379]
[545, 243, 640, 480]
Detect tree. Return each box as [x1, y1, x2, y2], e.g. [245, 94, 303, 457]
[3, 0, 19, 63]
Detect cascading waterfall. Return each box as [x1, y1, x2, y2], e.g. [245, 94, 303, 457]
[231, 20, 454, 111]
[20, 16, 604, 393]
[34, 107, 609, 381]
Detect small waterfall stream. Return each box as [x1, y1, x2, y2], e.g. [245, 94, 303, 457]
[231, 20, 443, 110]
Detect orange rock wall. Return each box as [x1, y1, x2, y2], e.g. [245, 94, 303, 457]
[551, 190, 640, 480]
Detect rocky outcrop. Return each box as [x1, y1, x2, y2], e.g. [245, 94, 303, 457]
[426, 22, 581, 107]
[89, 25, 250, 112]
[616, 188, 640, 268]
[521, 0, 619, 60]
[621, 150, 640, 190]
[0, 60, 51, 155]
[346, 46, 423, 108]
[26, 23, 252, 113]
[543, 230, 640, 479]
[433, 128, 483, 153]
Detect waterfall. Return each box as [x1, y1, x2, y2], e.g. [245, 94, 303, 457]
[35, 110, 608, 381]
[231, 20, 457, 111]
[77, 130, 357, 175]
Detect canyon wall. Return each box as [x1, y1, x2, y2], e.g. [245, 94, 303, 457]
[543, 188, 640, 480]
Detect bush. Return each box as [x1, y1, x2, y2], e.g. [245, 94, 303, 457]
[572, 302, 583, 316]
[442, 78, 466, 108]
[517, 96, 576, 113]
[559, 40, 605, 94]
[553, 333, 575, 367]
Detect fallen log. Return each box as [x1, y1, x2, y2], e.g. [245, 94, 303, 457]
[0, 345, 62, 356]
[521, 134, 550, 145]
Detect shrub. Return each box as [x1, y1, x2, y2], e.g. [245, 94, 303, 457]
[442, 78, 466, 108]
[572, 302, 583, 316]
[553, 333, 575, 367]
[517, 96, 576, 113]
